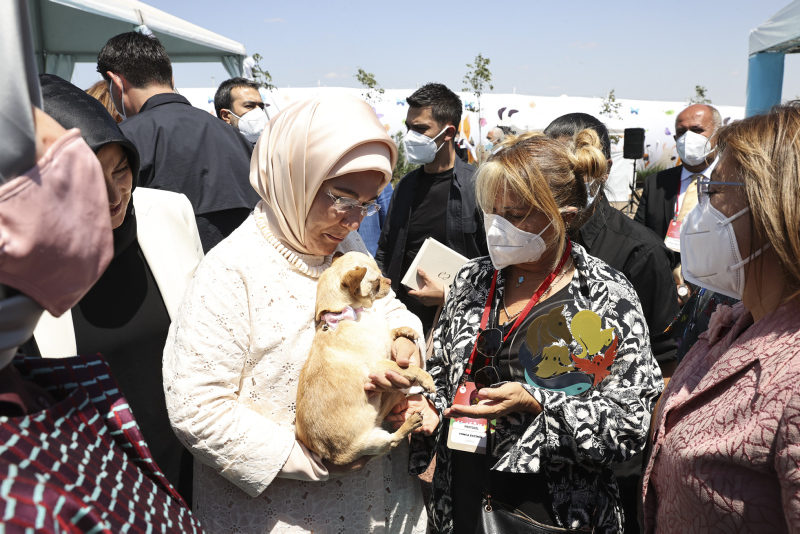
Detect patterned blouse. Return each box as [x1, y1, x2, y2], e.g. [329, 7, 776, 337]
[409, 243, 664, 533]
[0, 354, 201, 532]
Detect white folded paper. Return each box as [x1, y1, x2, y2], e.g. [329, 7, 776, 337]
[401, 237, 469, 291]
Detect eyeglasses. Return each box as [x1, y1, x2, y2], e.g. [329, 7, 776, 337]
[696, 176, 745, 208]
[325, 188, 380, 217]
[471, 328, 503, 389]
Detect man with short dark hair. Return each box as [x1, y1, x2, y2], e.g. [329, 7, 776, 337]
[376, 83, 487, 334]
[214, 77, 267, 144]
[98, 32, 260, 252]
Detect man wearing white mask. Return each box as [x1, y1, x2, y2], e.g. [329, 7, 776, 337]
[214, 77, 268, 146]
[376, 83, 487, 334]
[98, 31, 259, 253]
[635, 104, 721, 249]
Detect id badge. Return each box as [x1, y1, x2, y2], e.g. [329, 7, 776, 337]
[664, 219, 682, 252]
[446, 382, 490, 454]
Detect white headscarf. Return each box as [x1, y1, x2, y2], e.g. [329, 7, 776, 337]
[250, 94, 397, 255]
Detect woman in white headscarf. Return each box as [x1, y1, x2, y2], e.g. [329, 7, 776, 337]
[163, 95, 427, 533]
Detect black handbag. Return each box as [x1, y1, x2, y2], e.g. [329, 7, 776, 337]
[475, 431, 596, 534]
[478, 493, 589, 533]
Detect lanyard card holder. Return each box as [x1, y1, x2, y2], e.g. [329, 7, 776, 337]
[446, 381, 496, 454]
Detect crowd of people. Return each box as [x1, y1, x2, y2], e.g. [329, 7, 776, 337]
[3, 4, 800, 532]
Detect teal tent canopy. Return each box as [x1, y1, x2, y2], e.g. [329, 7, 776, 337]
[28, 0, 247, 82]
[746, 1, 800, 117]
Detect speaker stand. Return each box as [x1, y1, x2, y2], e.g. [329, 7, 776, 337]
[624, 159, 641, 215]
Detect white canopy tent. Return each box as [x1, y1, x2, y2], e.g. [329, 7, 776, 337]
[27, 0, 246, 83]
[746, 0, 800, 116]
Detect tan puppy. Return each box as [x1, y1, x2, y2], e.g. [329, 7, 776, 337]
[296, 251, 435, 465]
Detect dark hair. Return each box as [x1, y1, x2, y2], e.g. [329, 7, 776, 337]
[214, 77, 262, 118]
[544, 113, 611, 160]
[406, 83, 462, 132]
[97, 31, 173, 89]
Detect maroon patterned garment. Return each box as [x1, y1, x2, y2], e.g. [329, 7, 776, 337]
[644, 301, 800, 533]
[0, 354, 203, 532]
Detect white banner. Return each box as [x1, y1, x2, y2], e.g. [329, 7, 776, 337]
[179, 86, 744, 202]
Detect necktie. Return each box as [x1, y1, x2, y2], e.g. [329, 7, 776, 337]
[677, 174, 703, 221]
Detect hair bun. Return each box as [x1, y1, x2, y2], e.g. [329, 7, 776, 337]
[570, 129, 607, 182]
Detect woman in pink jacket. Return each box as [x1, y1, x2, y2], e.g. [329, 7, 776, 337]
[643, 101, 800, 533]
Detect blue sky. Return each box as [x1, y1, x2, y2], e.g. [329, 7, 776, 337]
[73, 0, 800, 106]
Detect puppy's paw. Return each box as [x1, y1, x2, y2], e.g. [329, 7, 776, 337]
[408, 411, 423, 431]
[418, 373, 436, 394]
[391, 327, 419, 343]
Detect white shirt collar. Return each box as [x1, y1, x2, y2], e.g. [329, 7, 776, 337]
[680, 157, 719, 183]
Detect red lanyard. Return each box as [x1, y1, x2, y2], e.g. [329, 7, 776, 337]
[464, 241, 572, 377]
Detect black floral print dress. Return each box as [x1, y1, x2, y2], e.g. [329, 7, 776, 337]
[410, 243, 664, 533]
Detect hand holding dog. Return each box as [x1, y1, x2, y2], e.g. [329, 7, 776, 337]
[323, 455, 373, 477]
[443, 383, 542, 419]
[391, 336, 421, 367]
[386, 395, 439, 435]
[364, 337, 422, 397]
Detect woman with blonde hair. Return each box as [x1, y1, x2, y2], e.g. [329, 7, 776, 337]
[390, 131, 663, 533]
[644, 102, 800, 533]
[163, 94, 427, 533]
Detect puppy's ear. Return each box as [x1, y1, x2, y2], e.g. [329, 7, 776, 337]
[332, 251, 345, 263]
[342, 266, 367, 297]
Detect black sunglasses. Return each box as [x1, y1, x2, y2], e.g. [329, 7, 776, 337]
[472, 328, 503, 389]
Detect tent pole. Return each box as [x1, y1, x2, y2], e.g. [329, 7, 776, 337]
[745, 52, 785, 117]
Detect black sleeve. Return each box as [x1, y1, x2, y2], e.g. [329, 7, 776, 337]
[120, 121, 155, 188]
[633, 175, 649, 226]
[625, 243, 679, 363]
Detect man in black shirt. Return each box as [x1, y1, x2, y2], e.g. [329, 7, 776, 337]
[97, 32, 260, 253]
[376, 83, 487, 333]
[545, 112, 678, 534]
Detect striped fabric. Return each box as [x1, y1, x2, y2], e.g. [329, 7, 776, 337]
[0, 354, 203, 532]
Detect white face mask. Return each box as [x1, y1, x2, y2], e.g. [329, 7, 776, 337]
[676, 130, 713, 166]
[108, 80, 127, 120]
[680, 203, 767, 300]
[484, 213, 552, 271]
[403, 126, 449, 165]
[230, 108, 268, 143]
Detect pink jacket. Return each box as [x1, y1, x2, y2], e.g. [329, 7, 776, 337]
[644, 300, 800, 533]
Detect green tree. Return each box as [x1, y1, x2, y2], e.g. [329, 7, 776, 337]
[250, 53, 276, 91]
[391, 131, 418, 186]
[355, 67, 384, 105]
[463, 53, 494, 147]
[689, 85, 712, 104]
[599, 89, 622, 120]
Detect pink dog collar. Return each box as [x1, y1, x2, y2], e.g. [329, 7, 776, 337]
[321, 306, 364, 330]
